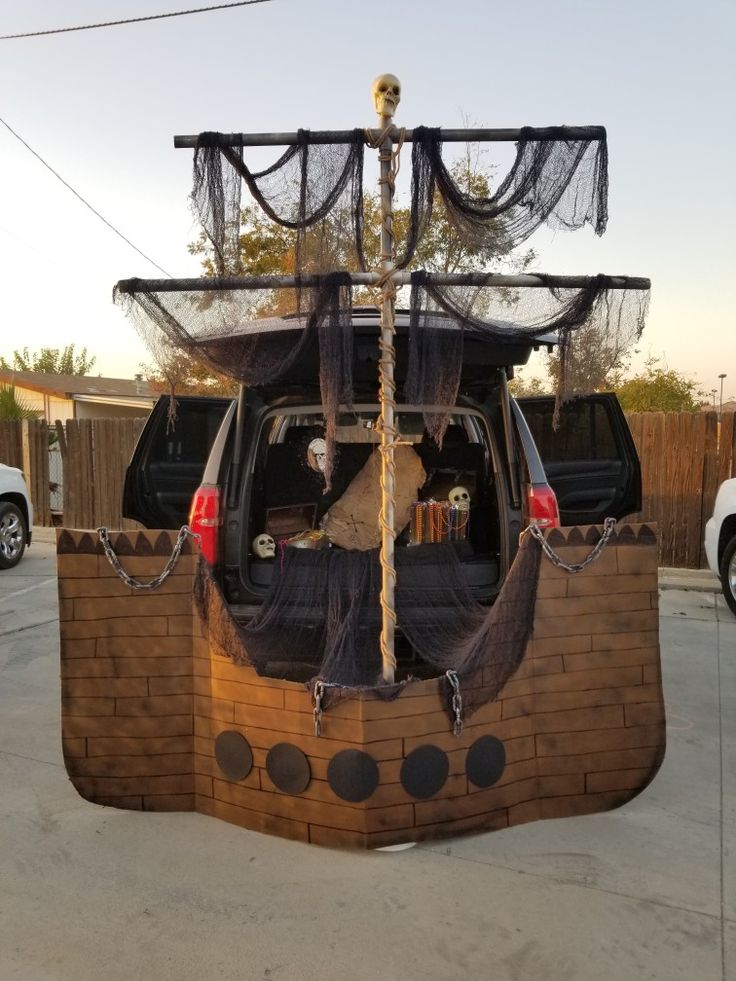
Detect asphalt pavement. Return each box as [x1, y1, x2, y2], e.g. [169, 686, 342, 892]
[0, 535, 733, 981]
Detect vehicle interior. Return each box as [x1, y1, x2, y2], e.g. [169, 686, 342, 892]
[244, 405, 506, 599]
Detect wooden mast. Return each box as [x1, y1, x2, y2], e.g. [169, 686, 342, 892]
[375, 80, 400, 684]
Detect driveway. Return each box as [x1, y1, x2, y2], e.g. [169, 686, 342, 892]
[0, 538, 733, 981]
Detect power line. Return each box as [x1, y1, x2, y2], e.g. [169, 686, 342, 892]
[0, 116, 172, 277]
[0, 0, 272, 41]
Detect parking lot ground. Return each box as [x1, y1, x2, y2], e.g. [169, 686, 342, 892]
[0, 538, 733, 981]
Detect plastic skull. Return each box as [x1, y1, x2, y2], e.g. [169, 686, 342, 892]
[252, 533, 275, 559]
[372, 73, 401, 118]
[307, 437, 327, 473]
[449, 486, 471, 512]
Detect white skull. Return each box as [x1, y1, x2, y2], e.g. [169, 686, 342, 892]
[372, 73, 401, 118]
[449, 486, 470, 512]
[308, 437, 327, 473]
[252, 533, 275, 559]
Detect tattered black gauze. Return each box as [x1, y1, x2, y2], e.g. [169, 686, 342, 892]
[191, 130, 366, 281]
[193, 534, 541, 724]
[113, 273, 353, 490]
[189, 126, 607, 276]
[392, 126, 608, 268]
[406, 271, 650, 445]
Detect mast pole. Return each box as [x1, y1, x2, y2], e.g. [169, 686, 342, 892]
[374, 80, 401, 685]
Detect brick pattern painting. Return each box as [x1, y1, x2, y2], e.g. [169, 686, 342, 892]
[58, 525, 665, 847]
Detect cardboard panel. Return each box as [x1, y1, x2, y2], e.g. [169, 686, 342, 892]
[58, 523, 666, 848]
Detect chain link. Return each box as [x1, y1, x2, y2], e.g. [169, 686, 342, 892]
[526, 517, 617, 574]
[446, 669, 463, 736]
[97, 525, 200, 590]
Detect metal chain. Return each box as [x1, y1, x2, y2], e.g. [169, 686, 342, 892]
[526, 516, 617, 574]
[311, 680, 349, 736]
[97, 525, 200, 591]
[446, 669, 463, 736]
[312, 680, 325, 737]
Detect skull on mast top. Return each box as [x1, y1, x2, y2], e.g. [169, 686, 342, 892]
[372, 74, 401, 119]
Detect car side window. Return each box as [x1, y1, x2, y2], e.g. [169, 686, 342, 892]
[149, 402, 229, 464]
[525, 401, 617, 463]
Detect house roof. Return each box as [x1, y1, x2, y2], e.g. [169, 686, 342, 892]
[0, 370, 155, 400]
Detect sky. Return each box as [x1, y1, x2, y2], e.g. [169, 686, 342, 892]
[0, 0, 734, 399]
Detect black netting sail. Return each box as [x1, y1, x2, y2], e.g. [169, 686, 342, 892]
[406, 271, 650, 442]
[189, 126, 609, 276]
[115, 270, 649, 469]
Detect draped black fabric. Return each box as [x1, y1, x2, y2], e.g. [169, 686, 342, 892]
[192, 131, 366, 278]
[115, 271, 649, 455]
[396, 126, 608, 268]
[189, 126, 608, 275]
[407, 271, 649, 443]
[194, 535, 541, 721]
[114, 273, 353, 489]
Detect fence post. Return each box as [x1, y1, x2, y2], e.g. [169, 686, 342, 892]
[700, 412, 720, 568]
[21, 419, 32, 490]
[19, 418, 51, 526]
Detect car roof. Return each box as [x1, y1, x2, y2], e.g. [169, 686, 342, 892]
[192, 307, 555, 393]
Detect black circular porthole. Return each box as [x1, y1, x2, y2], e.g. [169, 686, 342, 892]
[466, 736, 506, 788]
[266, 743, 311, 795]
[327, 750, 379, 803]
[400, 745, 449, 800]
[214, 730, 253, 781]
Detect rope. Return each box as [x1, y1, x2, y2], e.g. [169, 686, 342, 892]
[526, 517, 617, 573]
[371, 123, 405, 682]
[97, 526, 199, 590]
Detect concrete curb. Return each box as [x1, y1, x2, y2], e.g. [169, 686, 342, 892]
[658, 569, 720, 593]
[31, 527, 721, 593]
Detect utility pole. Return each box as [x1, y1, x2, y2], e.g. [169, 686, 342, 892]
[718, 373, 727, 418]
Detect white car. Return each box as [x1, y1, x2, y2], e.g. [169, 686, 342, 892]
[704, 477, 736, 616]
[0, 463, 33, 569]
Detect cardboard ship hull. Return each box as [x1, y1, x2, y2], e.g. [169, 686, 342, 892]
[57, 525, 665, 848]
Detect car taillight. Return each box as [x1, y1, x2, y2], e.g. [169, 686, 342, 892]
[188, 484, 221, 564]
[527, 483, 561, 529]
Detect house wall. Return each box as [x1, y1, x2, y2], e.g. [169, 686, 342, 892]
[74, 401, 151, 420]
[13, 386, 74, 423]
[9, 384, 152, 421]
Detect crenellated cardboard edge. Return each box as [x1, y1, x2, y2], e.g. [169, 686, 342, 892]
[55, 523, 658, 556]
[57, 528, 195, 556]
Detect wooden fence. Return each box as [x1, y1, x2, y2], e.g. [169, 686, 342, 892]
[2, 411, 735, 567]
[54, 418, 146, 530]
[0, 419, 50, 525]
[626, 411, 736, 568]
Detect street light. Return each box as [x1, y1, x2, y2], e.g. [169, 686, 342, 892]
[718, 373, 727, 417]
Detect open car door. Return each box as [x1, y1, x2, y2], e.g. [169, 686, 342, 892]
[517, 393, 641, 526]
[123, 395, 233, 528]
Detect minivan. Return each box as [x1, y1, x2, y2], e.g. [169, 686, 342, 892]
[123, 308, 641, 636]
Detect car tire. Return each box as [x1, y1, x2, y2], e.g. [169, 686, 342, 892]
[720, 534, 736, 617]
[0, 502, 27, 570]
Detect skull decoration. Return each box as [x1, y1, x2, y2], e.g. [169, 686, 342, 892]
[252, 533, 276, 559]
[449, 486, 471, 512]
[307, 437, 327, 474]
[372, 73, 401, 119]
